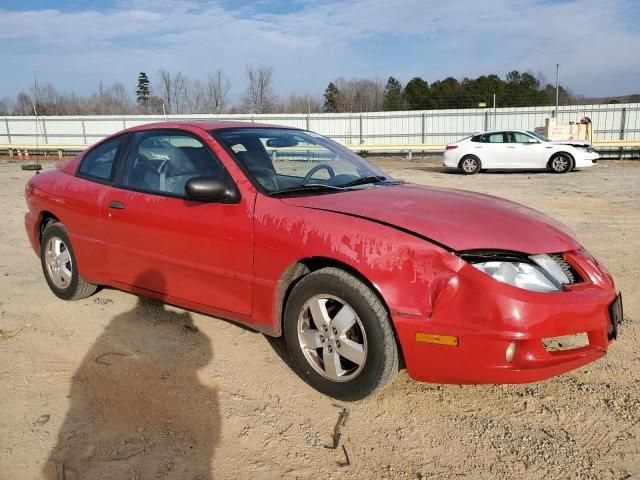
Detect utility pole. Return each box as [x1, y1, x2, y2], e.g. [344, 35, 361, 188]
[555, 63, 559, 118]
[493, 93, 496, 130]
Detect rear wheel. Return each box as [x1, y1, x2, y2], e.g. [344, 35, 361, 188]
[459, 155, 481, 175]
[548, 153, 573, 173]
[284, 267, 399, 401]
[40, 223, 98, 300]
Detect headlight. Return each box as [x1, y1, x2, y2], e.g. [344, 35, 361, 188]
[461, 251, 571, 293]
[473, 261, 560, 292]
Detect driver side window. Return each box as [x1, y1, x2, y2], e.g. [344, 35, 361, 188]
[122, 131, 226, 197]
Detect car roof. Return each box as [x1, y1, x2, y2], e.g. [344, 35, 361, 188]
[124, 120, 299, 133]
[472, 129, 532, 135]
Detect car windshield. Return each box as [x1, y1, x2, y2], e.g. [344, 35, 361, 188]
[213, 128, 393, 195]
[527, 131, 550, 142]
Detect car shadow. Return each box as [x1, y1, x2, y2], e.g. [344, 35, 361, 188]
[263, 334, 294, 369]
[43, 269, 221, 480]
[406, 165, 450, 173]
[409, 166, 577, 175]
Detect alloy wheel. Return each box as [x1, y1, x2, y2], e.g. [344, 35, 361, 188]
[552, 155, 569, 172]
[297, 294, 367, 382]
[462, 157, 478, 173]
[44, 236, 73, 289]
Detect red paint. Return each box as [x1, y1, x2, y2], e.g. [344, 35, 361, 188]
[24, 121, 618, 384]
[282, 184, 579, 254]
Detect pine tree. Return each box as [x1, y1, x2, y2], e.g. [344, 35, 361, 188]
[383, 77, 403, 111]
[136, 72, 151, 112]
[323, 82, 340, 112]
[403, 77, 431, 110]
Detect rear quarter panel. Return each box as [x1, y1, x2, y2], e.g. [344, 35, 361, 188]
[26, 167, 110, 284]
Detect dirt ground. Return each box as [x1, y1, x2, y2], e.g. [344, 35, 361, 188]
[0, 157, 638, 480]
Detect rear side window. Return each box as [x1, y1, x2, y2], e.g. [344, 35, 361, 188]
[78, 137, 122, 182]
[475, 132, 506, 143]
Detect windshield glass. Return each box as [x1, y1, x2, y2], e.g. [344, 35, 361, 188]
[527, 131, 550, 142]
[213, 128, 390, 194]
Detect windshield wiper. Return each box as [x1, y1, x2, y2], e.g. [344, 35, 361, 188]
[339, 175, 391, 188]
[270, 183, 347, 197]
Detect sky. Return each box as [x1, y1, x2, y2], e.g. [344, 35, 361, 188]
[0, 0, 638, 102]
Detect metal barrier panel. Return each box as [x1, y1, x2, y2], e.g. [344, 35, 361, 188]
[1, 103, 638, 148]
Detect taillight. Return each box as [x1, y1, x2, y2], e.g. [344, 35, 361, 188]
[446, 145, 458, 150]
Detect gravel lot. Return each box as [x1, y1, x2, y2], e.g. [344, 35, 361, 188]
[0, 158, 638, 480]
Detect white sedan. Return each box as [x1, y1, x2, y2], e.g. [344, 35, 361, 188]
[443, 130, 599, 174]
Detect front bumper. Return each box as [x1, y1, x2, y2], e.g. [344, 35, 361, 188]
[575, 151, 599, 167]
[395, 249, 617, 384]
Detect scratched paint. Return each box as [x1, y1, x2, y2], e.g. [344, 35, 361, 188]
[253, 196, 464, 321]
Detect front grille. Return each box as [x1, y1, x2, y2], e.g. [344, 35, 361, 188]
[549, 253, 583, 284]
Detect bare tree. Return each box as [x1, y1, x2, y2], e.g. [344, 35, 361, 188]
[148, 95, 166, 115]
[157, 70, 173, 114]
[184, 78, 207, 114]
[156, 70, 188, 114]
[86, 82, 134, 115]
[277, 93, 321, 113]
[173, 72, 187, 114]
[332, 77, 385, 112]
[110, 83, 131, 107]
[207, 70, 230, 114]
[157, 70, 171, 113]
[13, 92, 34, 115]
[242, 66, 276, 114]
[0, 97, 13, 115]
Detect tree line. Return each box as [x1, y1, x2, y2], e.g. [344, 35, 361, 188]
[0, 67, 613, 117]
[323, 72, 575, 112]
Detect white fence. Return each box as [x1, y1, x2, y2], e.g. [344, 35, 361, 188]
[0, 103, 638, 148]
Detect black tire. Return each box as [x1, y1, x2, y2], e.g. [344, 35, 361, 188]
[548, 153, 573, 174]
[283, 267, 399, 401]
[40, 222, 98, 300]
[459, 155, 481, 175]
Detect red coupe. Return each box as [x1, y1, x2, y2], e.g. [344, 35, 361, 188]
[24, 122, 622, 400]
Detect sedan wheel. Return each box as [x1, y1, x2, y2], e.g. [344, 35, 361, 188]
[40, 222, 98, 300]
[549, 153, 572, 173]
[460, 155, 481, 175]
[44, 236, 73, 290]
[297, 294, 367, 382]
[284, 267, 399, 401]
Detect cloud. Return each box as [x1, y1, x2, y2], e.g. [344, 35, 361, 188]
[0, 0, 638, 100]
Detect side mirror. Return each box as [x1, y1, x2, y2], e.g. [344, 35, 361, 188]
[185, 177, 240, 203]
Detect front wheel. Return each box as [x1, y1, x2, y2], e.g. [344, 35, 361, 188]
[40, 222, 98, 300]
[284, 267, 399, 401]
[548, 153, 573, 173]
[459, 155, 481, 175]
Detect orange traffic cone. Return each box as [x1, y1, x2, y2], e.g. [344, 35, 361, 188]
[17, 149, 23, 159]
[25, 150, 30, 160]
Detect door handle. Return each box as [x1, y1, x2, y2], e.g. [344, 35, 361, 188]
[108, 201, 125, 210]
[507, 146, 516, 149]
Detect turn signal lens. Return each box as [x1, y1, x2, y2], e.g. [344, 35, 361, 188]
[415, 332, 459, 346]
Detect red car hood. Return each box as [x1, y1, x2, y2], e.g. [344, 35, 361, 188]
[281, 183, 580, 254]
